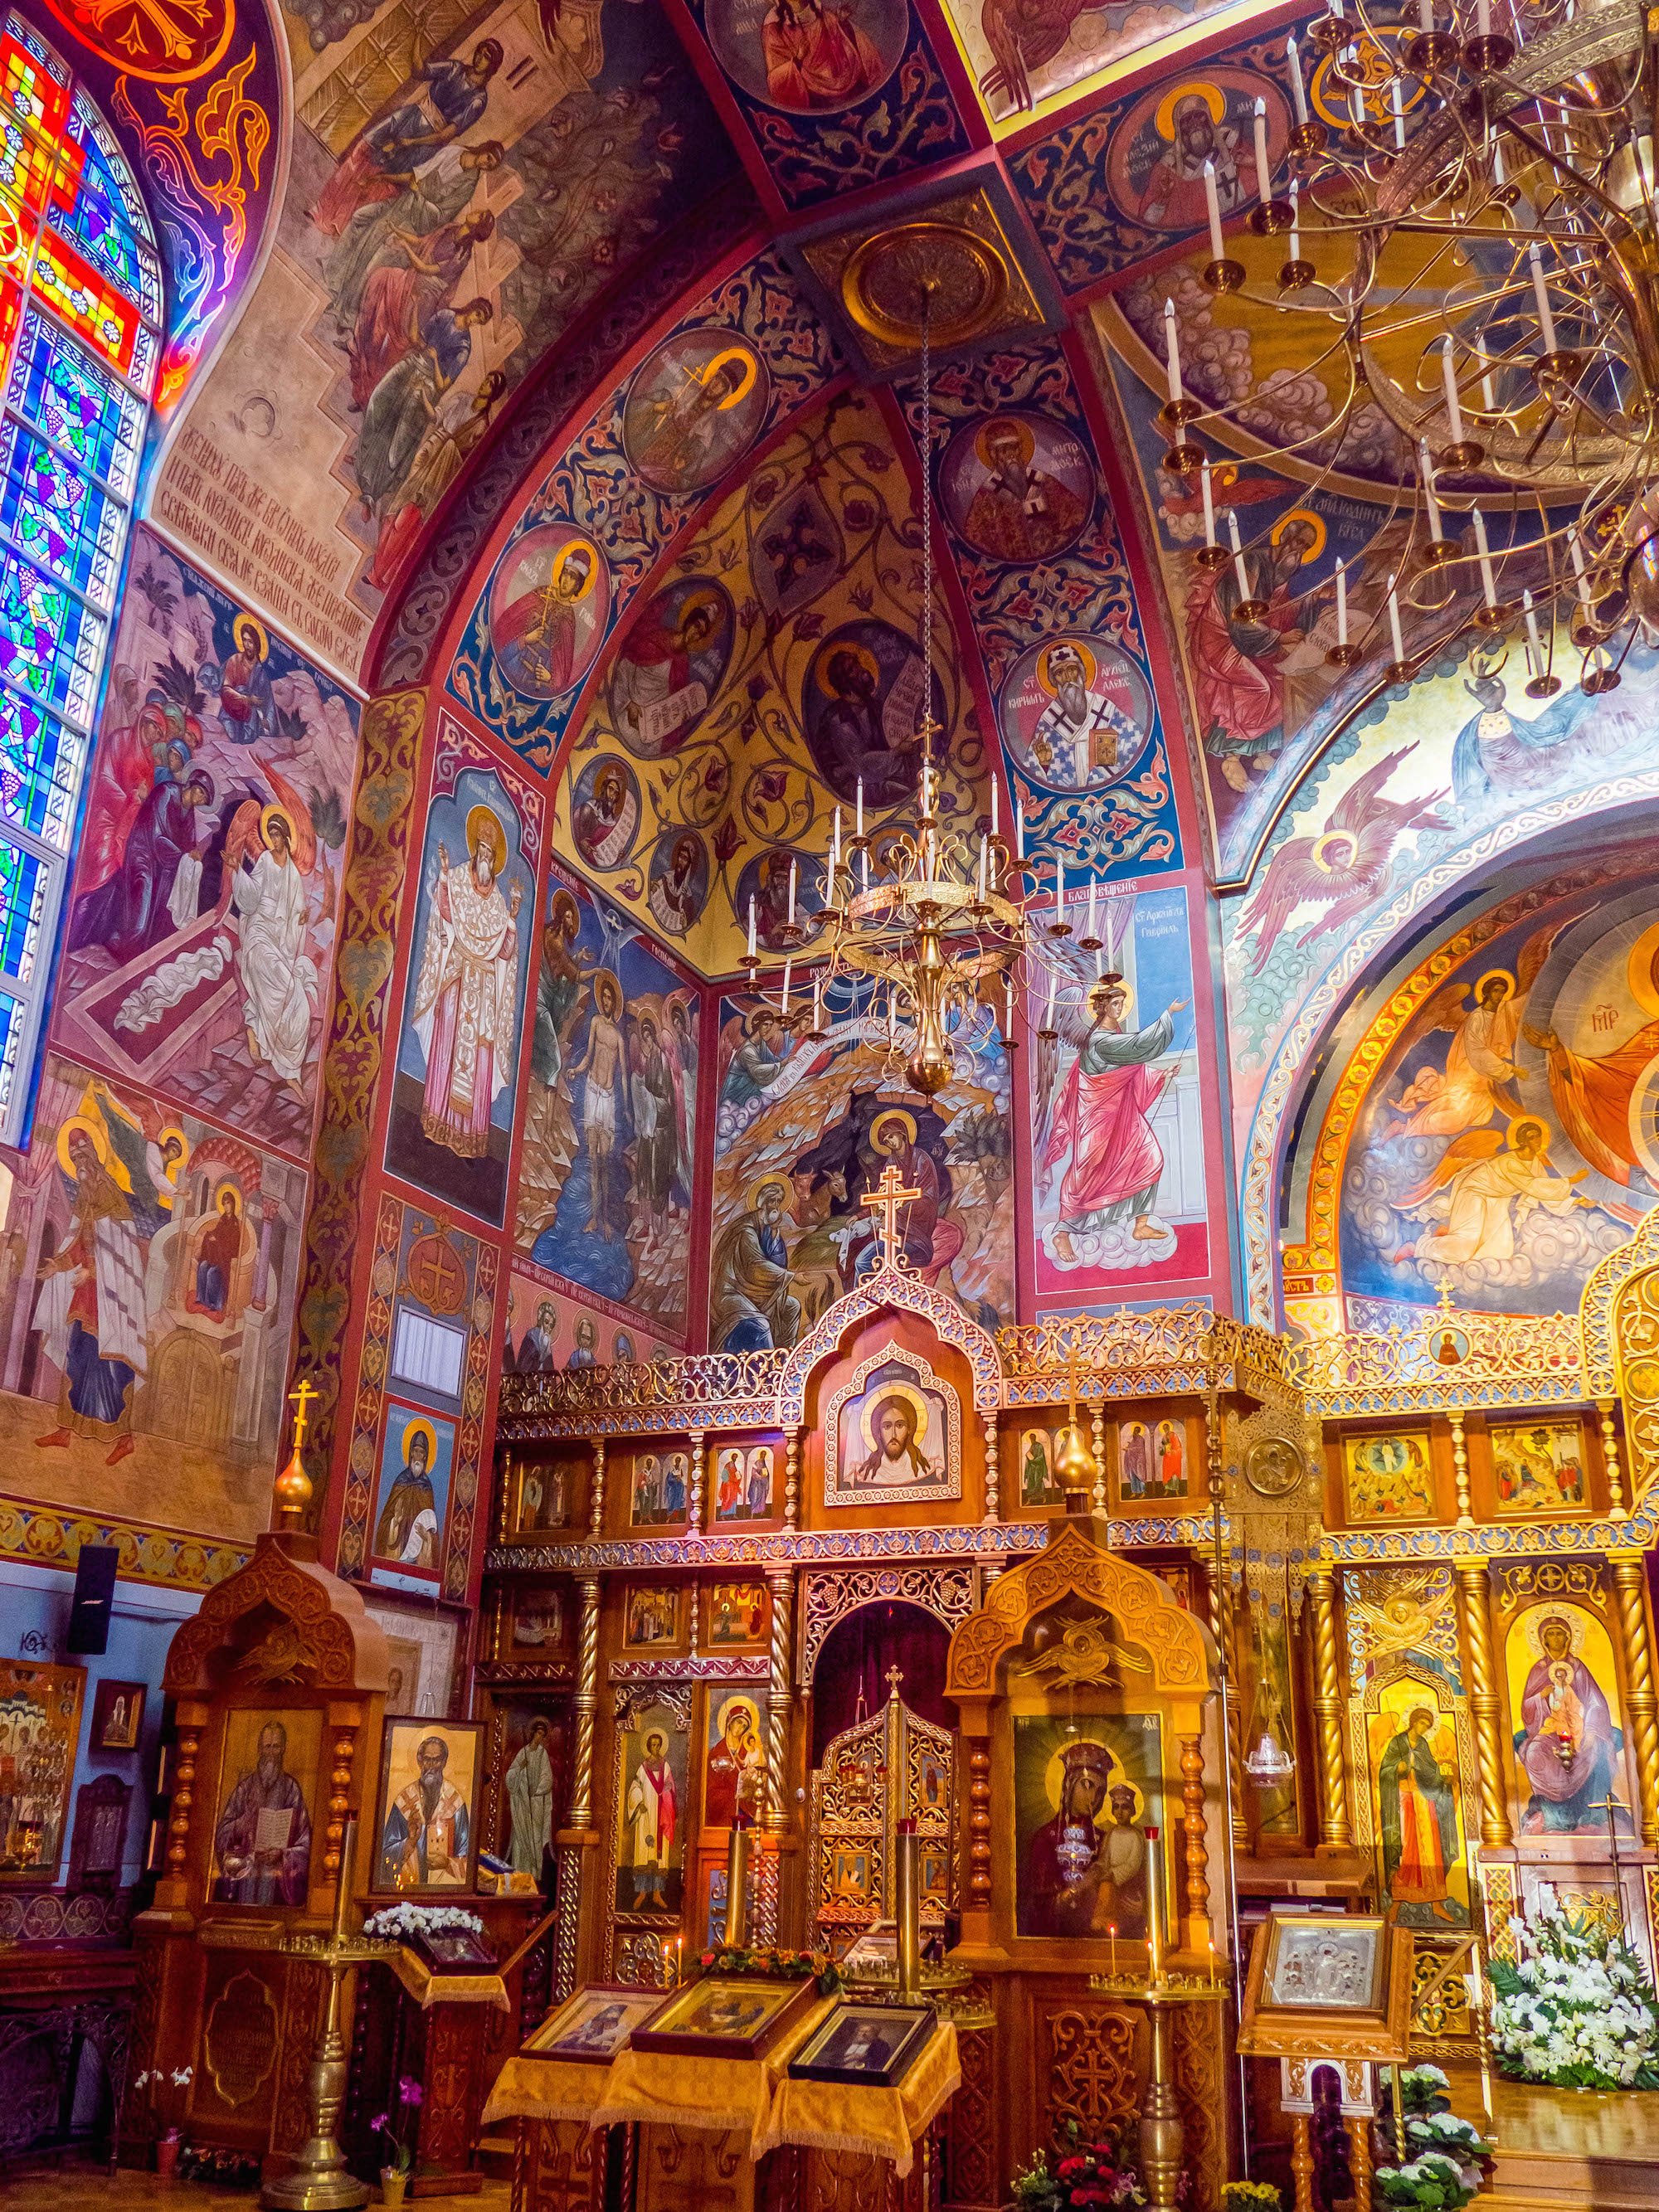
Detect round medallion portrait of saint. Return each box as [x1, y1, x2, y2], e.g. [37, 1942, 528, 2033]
[801, 619, 942, 809]
[939, 411, 1096, 566]
[704, 0, 907, 115]
[621, 330, 771, 498]
[645, 828, 710, 937]
[998, 634, 1154, 794]
[568, 756, 641, 873]
[489, 523, 610, 701]
[1106, 70, 1291, 234]
[606, 576, 736, 757]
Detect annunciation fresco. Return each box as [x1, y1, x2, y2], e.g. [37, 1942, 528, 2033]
[513, 867, 699, 1345]
[149, 0, 737, 674]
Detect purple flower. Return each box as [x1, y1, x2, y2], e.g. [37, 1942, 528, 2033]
[398, 2077, 424, 2107]
[370, 2114, 387, 2134]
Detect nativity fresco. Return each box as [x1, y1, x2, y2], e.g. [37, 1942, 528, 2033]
[148, 0, 737, 676]
[513, 869, 699, 1345]
[1335, 877, 1659, 1323]
[0, 1053, 306, 1542]
[709, 975, 1014, 1345]
[52, 530, 360, 1160]
[551, 390, 985, 975]
[1031, 882, 1207, 1300]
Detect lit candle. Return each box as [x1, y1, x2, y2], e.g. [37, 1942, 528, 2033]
[1227, 508, 1250, 602]
[1389, 76, 1405, 152]
[1164, 296, 1182, 406]
[786, 857, 797, 926]
[1335, 556, 1348, 645]
[1441, 335, 1464, 444]
[1529, 241, 1558, 352]
[1522, 586, 1544, 673]
[1203, 158, 1224, 262]
[1472, 508, 1497, 605]
[1288, 178, 1301, 263]
[1388, 575, 1405, 664]
[1286, 32, 1309, 130]
[1253, 96, 1271, 198]
[662, 1937, 673, 1988]
[747, 896, 757, 959]
[1208, 1938, 1217, 1989]
[1418, 441, 1443, 540]
[855, 776, 864, 839]
[1287, 33, 1308, 127]
[1200, 459, 1216, 547]
[676, 1936, 683, 1983]
[781, 960, 791, 1015]
[1109, 1923, 1119, 1979]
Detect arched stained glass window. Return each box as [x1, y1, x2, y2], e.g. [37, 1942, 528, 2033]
[0, 12, 158, 1140]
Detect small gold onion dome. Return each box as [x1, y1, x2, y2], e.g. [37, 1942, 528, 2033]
[1053, 1418, 1096, 1496]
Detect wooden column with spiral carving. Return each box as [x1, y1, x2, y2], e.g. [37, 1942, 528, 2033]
[764, 1568, 794, 1833]
[983, 1415, 1000, 1522]
[324, 1707, 358, 1875]
[1308, 1567, 1353, 1850]
[966, 1738, 993, 1913]
[1092, 1403, 1107, 1513]
[567, 1575, 602, 1829]
[1450, 1411, 1472, 1529]
[588, 1437, 606, 1535]
[1612, 1551, 1659, 1845]
[688, 1428, 706, 1534]
[784, 1426, 801, 1529]
[1208, 1551, 1248, 1847]
[1180, 1733, 1209, 1949]
[1454, 1558, 1512, 1848]
[1598, 1399, 1629, 1519]
[163, 1701, 207, 1889]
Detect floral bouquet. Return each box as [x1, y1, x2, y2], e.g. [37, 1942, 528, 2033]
[370, 2076, 423, 2176]
[1221, 2183, 1283, 2212]
[1489, 1889, 1659, 2090]
[1013, 2122, 1146, 2212]
[1374, 2063, 1494, 2181]
[695, 1942, 841, 1994]
[1373, 2153, 1481, 2210]
[362, 1903, 485, 1942]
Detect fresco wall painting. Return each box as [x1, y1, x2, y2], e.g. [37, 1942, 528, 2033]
[149, 0, 739, 677]
[946, 0, 1259, 129]
[513, 866, 700, 1348]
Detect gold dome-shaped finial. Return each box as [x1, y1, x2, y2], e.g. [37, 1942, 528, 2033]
[1053, 1348, 1098, 1504]
[273, 1377, 319, 1532]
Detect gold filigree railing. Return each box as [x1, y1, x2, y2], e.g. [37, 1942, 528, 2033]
[1287, 1310, 1584, 1416]
[497, 1349, 790, 1429]
[995, 1305, 1297, 1403]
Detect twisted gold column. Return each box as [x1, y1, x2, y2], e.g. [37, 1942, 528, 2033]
[567, 1574, 602, 1829]
[588, 1437, 606, 1535]
[764, 1568, 794, 1834]
[1454, 1558, 1512, 1848]
[784, 1426, 801, 1528]
[1450, 1412, 1472, 1529]
[688, 1428, 706, 1534]
[1308, 1567, 1353, 1850]
[1612, 1551, 1659, 1846]
[983, 1414, 1000, 1522]
[1598, 1399, 1629, 1519]
[1092, 1403, 1107, 1513]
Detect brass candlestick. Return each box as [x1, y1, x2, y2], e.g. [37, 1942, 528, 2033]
[260, 1815, 372, 2211]
[724, 1813, 752, 1949]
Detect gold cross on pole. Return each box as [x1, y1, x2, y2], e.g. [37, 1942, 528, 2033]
[885, 1665, 904, 1700]
[862, 1160, 921, 1271]
[287, 1376, 319, 1452]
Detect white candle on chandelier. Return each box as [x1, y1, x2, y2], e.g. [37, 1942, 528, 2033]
[1253, 96, 1271, 198]
[781, 959, 792, 1016]
[1287, 33, 1308, 127]
[1094, 944, 1104, 983]
[1350, 79, 1365, 133]
[786, 857, 797, 926]
[860, 844, 870, 892]
[1015, 805, 1025, 861]
[990, 778, 999, 843]
[1522, 586, 1545, 673]
[1418, 442, 1443, 540]
[747, 896, 757, 960]
[812, 974, 822, 1032]
[1388, 576, 1405, 665]
[888, 989, 897, 1047]
[1288, 178, 1301, 264]
[977, 835, 988, 902]
[1528, 241, 1558, 353]
[1199, 459, 1217, 548]
[1164, 297, 1182, 406]
[1477, 0, 1491, 38]
[1227, 508, 1251, 603]
[1440, 336, 1465, 444]
[1389, 77, 1405, 152]
[1054, 854, 1065, 926]
[1335, 556, 1348, 646]
[1046, 969, 1057, 1028]
[1087, 874, 1098, 941]
[1417, 0, 1433, 31]
[1203, 158, 1224, 262]
[1004, 976, 1014, 1039]
[855, 776, 864, 840]
[1569, 529, 1593, 606]
[1472, 508, 1497, 605]
[1491, 131, 1506, 188]
[830, 806, 842, 882]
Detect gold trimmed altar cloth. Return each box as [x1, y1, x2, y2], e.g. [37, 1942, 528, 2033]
[588, 1994, 839, 2153]
[761, 2018, 960, 2175]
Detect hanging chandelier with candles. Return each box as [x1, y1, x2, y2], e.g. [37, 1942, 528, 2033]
[739, 283, 1117, 1094]
[1155, 0, 1659, 693]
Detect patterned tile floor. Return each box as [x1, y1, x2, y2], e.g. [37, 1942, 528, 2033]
[2, 2168, 510, 2208]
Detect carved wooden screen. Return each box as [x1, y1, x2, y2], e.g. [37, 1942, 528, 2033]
[808, 1673, 955, 1953]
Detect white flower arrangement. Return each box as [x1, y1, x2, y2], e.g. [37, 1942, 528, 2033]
[1489, 1888, 1659, 2091]
[362, 1902, 485, 1942]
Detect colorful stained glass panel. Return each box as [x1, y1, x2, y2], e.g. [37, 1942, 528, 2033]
[66, 95, 149, 240]
[0, 22, 70, 137]
[7, 307, 145, 495]
[0, 833, 46, 980]
[0, 546, 103, 725]
[0, 979, 26, 1113]
[0, 688, 80, 846]
[29, 227, 144, 384]
[0, 421, 121, 606]
[0, 109, 70, 219]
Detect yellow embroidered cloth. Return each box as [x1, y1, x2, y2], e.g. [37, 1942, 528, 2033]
[761, 2020, 960, 2176]
[588, 1994, 839, 2154]
[388, 1949, 511, 2010]
[482, 2053, 609, 2128]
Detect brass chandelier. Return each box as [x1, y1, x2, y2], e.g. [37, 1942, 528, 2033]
[1157, 0, 1659, 693]
[742, 287, 1108, 1094]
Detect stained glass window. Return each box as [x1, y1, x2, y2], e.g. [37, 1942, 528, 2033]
[0, 13, 158, 1139]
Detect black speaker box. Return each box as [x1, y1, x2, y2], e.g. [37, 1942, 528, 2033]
[66, 1544, 119, 1655]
